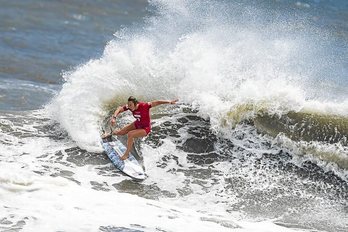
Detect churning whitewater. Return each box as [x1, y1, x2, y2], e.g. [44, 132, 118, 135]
[1, 0, 347, 231]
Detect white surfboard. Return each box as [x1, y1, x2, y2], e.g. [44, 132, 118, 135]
[101, 136, 146, 180]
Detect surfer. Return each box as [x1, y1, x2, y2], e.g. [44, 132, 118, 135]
[103, 96, 178, 160]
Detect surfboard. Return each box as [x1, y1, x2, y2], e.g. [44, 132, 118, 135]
[101, 136, 146, 180]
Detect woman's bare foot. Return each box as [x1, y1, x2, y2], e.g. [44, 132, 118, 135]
[101, 132, 111, 139]
[120, 152, 129, 160]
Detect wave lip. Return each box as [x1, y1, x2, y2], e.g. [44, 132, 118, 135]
[255, 111, 348, 145]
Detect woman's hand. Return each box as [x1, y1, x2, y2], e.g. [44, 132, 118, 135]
[170, 99, 179, 104]
[111, 116, 116, 126]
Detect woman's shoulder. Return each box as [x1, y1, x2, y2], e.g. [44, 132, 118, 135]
[139, 102, 151, 108]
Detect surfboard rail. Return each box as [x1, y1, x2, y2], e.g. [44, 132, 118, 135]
[101, 137, 146, 180]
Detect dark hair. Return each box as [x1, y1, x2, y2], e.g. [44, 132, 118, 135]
[127, 96, 138, 105]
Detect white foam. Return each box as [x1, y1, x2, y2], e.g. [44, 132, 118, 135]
[0, 162, 301, 232]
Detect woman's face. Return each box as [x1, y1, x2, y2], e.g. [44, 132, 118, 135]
[127, 101, 136, 111]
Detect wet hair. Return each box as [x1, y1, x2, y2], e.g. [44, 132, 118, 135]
[127, 96, 138, 105]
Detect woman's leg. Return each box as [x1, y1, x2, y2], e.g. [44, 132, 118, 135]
[113, 122, 136, 136]
[102, 122, 136, 138]
[121, 129, 147, 160]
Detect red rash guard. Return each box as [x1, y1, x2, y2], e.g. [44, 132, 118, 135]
[123, 102, 152, 134]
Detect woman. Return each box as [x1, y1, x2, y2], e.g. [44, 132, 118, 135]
[103, 96, 178, 160]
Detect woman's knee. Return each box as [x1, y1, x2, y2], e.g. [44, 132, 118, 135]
[115, 123, 136, 135]
[127, 131, 135, 139]
[128, 129, 146, 139]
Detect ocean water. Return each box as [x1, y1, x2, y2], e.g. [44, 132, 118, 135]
[1, 0, 347, 231]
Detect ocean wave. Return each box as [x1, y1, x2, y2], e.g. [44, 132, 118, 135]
[49, 0, 348, 154]
[224, 102, 348, 144]
[223, 102, 348, 169]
